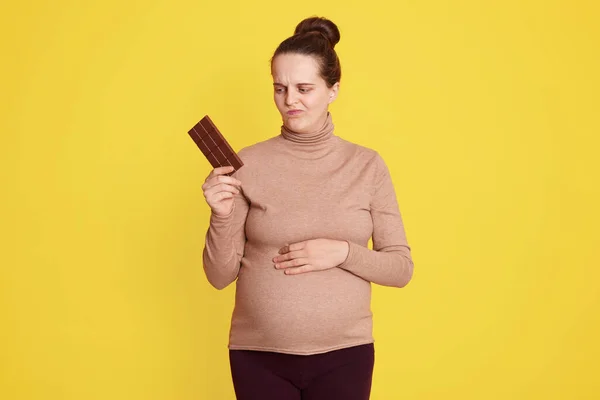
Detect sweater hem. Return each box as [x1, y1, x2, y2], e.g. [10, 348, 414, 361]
[227, 339, 375, 356]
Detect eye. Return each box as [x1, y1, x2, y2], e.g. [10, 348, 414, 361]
[298, 87, 311, 93]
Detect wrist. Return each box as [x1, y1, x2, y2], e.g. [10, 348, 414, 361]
[338, 240, 350, 266]
[211, 204, 235, 219]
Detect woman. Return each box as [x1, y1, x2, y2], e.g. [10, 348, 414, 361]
[201, 16, 414, 400]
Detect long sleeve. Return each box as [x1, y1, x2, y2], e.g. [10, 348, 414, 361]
[202, 188, 249, 290]
[338, 153, 414, 287]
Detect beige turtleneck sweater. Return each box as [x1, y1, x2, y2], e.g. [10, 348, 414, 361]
[202, 113, 414, 355]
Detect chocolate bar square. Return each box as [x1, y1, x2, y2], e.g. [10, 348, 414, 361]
[187, 115, 244, 175]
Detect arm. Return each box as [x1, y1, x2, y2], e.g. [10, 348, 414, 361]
[202, 189, 249, 290]
[337, 153, 414, 287]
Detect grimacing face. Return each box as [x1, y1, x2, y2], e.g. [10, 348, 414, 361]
[271, 53, 339, 134]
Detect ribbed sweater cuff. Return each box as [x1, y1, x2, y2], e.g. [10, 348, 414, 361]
[338, 240, 361, 270]
[209, 207, 235, 227]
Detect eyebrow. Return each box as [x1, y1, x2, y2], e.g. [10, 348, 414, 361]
[273, 83, 316, 87]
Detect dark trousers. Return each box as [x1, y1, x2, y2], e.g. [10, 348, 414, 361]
[229, 343, 375, 400]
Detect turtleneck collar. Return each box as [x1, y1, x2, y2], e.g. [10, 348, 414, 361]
[280, 112, 334, 145]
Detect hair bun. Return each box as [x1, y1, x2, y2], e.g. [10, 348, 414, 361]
[294, 16, 340, 48]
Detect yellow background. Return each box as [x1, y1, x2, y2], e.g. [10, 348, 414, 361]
[2, 0, 599, 399]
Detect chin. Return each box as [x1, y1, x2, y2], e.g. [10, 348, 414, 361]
[284, 117, 308, 133]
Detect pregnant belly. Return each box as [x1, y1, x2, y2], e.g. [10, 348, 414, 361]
[230, 258, 372, 348]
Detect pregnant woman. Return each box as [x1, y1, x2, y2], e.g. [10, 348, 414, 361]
[201, 16, 414, 400]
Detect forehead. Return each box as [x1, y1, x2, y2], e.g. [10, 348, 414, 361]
[271, 53, 321, 83]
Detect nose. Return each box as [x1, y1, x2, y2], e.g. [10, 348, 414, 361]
[285, 90, 298, 107]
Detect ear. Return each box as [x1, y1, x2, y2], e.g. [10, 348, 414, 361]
[328, 82, 340, 104]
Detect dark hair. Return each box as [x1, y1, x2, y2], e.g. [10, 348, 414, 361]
[271, 16, 341, 87]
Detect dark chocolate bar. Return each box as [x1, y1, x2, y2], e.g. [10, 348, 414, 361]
[187, 115, 244, 175]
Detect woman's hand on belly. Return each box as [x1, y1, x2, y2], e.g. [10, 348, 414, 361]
[272, 239, 350, 275]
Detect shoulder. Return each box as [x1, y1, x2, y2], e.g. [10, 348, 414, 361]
[231, 136, 280, 179]
[336, 137, 389, 173]
[237, 136, 279, 159]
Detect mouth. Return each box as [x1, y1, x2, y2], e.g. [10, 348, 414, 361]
[287, 109, 303, 116]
